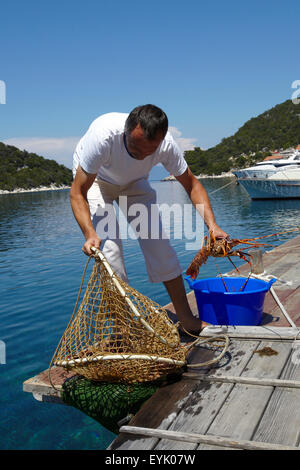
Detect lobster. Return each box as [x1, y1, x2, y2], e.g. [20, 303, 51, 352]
[186, 227, 300, 280]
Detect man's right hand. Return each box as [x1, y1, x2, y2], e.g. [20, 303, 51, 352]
[82, 235, 102, 256]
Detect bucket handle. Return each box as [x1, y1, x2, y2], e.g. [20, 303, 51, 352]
[184, 275, 210, 294]
[267, 278, 277, 288]
[185, 275, 213, 294]
[252, 275, 277, 289]
[184, 275, 194, 289]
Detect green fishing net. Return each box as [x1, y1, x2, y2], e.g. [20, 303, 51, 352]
[61, 375, 160, 434]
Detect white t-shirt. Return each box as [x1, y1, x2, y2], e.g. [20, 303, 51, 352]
[73, 112, 187, 185]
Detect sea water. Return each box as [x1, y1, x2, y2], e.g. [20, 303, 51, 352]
[0, 178, 299, 449]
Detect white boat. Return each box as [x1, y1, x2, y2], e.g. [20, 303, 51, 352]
[232, 149, 300, 199]
[233, 151, 300, 179]
[236, 167, 300, 200]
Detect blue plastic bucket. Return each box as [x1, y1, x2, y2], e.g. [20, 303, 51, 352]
[185, 276, 276, 326]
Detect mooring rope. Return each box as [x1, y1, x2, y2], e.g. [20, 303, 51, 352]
[208, 179, 235, 195]
[178, 323, 230, 368]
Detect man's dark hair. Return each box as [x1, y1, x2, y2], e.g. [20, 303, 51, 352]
[125, 104, 168, 140]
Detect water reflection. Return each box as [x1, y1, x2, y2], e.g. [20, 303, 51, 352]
[0, 190, 77, 253]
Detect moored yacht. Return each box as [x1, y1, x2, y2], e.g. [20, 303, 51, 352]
[233, 150, 300, 180]
[236, 166, 300, 199]
[232, 147, 300, 199]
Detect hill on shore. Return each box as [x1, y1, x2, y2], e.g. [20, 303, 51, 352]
[184, 99, 300, 175]
[0, 142, 73, 191]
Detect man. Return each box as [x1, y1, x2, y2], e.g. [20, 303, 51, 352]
[71, 104, 228, 333]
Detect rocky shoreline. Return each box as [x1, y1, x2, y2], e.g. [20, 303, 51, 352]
[162, 172, 234, 181]
[0, 184, 71, 195]
[0, 172, 236, 193]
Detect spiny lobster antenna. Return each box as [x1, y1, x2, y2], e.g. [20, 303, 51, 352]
[238, 227, 300, 243]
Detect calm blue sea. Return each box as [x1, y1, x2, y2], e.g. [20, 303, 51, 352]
[0, 178, 299, 450]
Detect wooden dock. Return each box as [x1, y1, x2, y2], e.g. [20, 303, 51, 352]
[23, 235, 300, 450]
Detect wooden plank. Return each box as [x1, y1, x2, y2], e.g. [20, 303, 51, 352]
[252, 347, 300, 446]
[183, 372, 300, 389]
[264, 252, 300, 281]
[23, 367, 75, 400]
[278, 266, 300, 291]
[263, 288, 294, 310]
[262, 237, 300, 257]
[32, 392, 65, 404]
[197, 340, 291, 450]
[271, 287, 300, 325]
[108, 345, 216, 450]
[259, 237, 300, 267]
[269, 235, 300, 251]
[108, 379, 198, 450]
[268, 286, 300, 328]
[154, 340, 259, 451]
[262, 289, 295, 327]
[119, 425, 299, 450]
[200, 325, 300, 340]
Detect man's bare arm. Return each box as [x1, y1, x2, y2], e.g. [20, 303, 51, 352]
[176, 167, 228, 239]
[70, 165, 101, 255]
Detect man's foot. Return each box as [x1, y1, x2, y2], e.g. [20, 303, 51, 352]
[178, 318, 210, 337]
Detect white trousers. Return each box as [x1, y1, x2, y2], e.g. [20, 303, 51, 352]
[87, 178, 182, 283]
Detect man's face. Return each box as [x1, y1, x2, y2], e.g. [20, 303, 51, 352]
[126, 124, 165, 160]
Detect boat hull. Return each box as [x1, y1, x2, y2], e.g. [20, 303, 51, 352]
[238, 179, 300, 200]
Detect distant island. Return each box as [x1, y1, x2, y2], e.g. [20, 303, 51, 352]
[182, 99, 300, 177]
[0, 142, 73, 193]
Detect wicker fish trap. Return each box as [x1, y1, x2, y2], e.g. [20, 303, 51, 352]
[49, 248, 229, 385]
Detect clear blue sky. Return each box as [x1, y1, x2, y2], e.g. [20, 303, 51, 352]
[0, 0, 299, 170]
